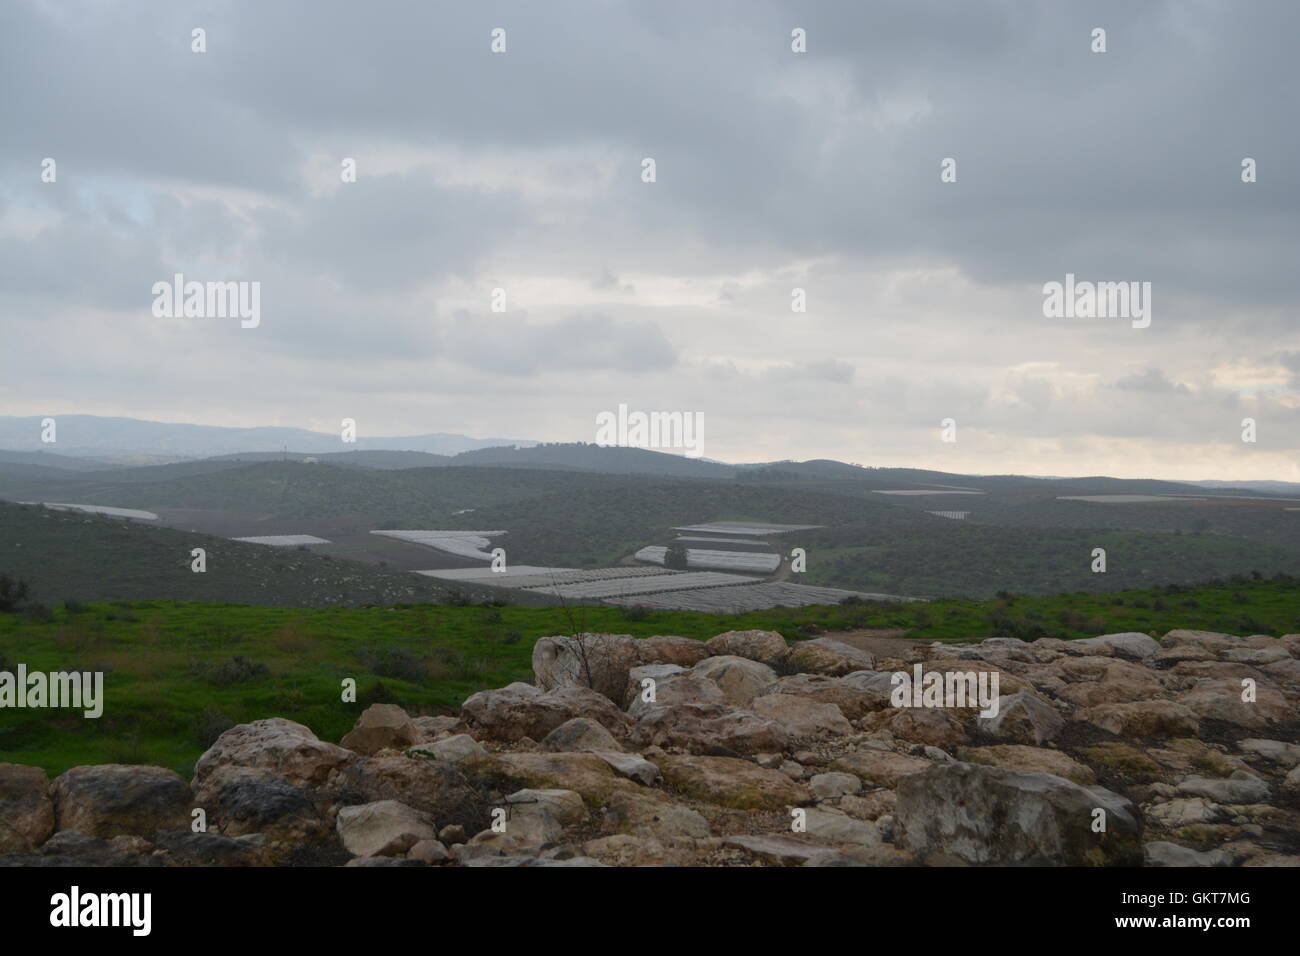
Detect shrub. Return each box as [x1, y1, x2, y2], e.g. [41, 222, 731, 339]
[0, 573, 31, 612]
[358, 680, 401, 708]
[24, 604, 54, 624]
[196, 709, 236, 748]
[205, 655, 270, 687]
[355, 646, 427, 684]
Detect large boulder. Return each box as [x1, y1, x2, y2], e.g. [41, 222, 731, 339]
[339, 704, 420, 755]
[632, 702, 790, 755]
[829, 750, 932, 788]
[460, 682, 570, 741]
[1071, 633, 1161, 661]
[405, 734, 487, 763]
[461, 683, 631, 742]
[336, 800, 436, 858]
[955, 745, 1096, 785]
[978, 692, 1065, 745]
[1076, 700, 1200, 738]
[627, 670, 723, 717]
[639, 635, 712, 667]
[191, 766, 330, 842]
[748, 694, 853, 737]
[786, 638, 875, 676]
[463, 752, 633, 808]
[896, 762, 1142, 865]
[532, 634, 643, 701]
[1162, 630, 1243, 654]
[877, 707, 968, 749]
[52, 765, 192, 839]
[600, 790, 711, 839]
[839, 671, 902, 711]
[801, 808, 882, 846]
[691, 656, 779, 706]
[0, 764, 55, 852]
[334, 755, 488, 834]
[1177, 680, 1293, 730]
[705, 630, 790, 666]
[762, 674, 881, 720]
[1056, 660, 1167, 707]
[656, 755, 809, 810]
[541, 717, 622, 753]
[194, 718, 355, 790]
[588, 751, 661, 786]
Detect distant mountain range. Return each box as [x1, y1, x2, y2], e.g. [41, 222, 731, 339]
[0, 414, 1297, 493]
[0, 415, 534, 460]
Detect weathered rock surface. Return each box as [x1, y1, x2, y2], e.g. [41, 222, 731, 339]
[786, 638, 875, 676]
[656, 755, 809, 810]
[896, 762, 1142, 865]
[4, 625, 1296, 868]
[194, 718, 355, 790]
[748, 693, 854, 737]
[52, 765, 192, 839]
[336, 800, 436, 858]
[340, 703, 420, 755]
[691, 655, 779, 706]
[0, 764, 55, 853]
[705, 629, 790, 666]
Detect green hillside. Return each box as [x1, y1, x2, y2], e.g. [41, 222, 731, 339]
[0, 577, 1296, 776]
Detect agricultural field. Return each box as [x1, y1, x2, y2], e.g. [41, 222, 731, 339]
[5, 455, 1300, 601]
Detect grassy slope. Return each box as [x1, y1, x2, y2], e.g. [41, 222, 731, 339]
[0, 501, 557, 608]
[1, 577, 1296, 776]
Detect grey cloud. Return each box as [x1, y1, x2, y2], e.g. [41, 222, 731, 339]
[440, 311, 677, 376]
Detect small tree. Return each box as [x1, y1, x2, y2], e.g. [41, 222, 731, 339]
[0, 574, 31, 612]
[663, 542, 690, 570]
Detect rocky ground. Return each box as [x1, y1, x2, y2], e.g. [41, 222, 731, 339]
[2, 627, 1298, 867]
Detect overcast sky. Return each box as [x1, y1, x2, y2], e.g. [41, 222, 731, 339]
[1, 0, 1296, 479]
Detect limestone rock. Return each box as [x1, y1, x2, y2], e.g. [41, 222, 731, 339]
[810, 772, 862, 800]
[336, 800, 436, 858]
[1071, 632, 1161, 660]
[786, 638, 875, 676]
[828, 750, 932, 788]
[705, 629, 790, 666]
[406, 733, 487, 763]
[52, 765, 192, 839]
[691, 655, 780, 706]
[339, 703, 420, 756]
[532, 633, 643, 701]
[0, 764, 54, 853]
[896, 762, 1142, 865]
[978, 692, 1064, 745]
[194, 718, 355, 790]
[1076, 700, 1200, 738]
[955, 745, 1096, 785]
[749, 693, 854, 737]
[656, 755, 809, 810]
[541, 717, 622, 753]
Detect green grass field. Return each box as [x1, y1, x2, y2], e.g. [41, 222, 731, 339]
[1, 575, 1296, 776]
